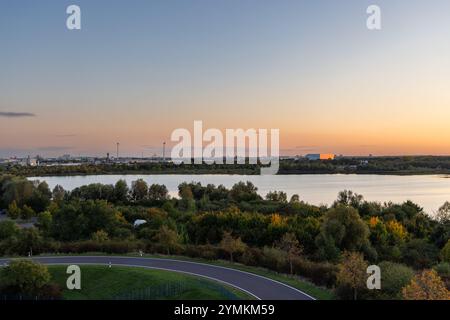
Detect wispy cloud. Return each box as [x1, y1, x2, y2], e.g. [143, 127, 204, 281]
[0, 111, 36, 118]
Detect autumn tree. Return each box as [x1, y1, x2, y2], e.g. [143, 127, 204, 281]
[220, 231, 247, 262]
[153, 225, 181, 255]
[276, 232, 303, 275]
[336, 251, 368, 300]
[91, 230, 109, 242]
[7, 200, 21, 219]
[402, 269, 450, 300]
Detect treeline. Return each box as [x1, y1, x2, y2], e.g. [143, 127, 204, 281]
[278, 156, 450, 174]
[3, 156, 450, 177]
[1, 162, 259, 177]
[0, 174, 449, 299]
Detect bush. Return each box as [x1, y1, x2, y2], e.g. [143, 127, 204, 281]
[185, 244, 221, 260]
[365, 261, 414, 299]
[292, 257, 338, 287]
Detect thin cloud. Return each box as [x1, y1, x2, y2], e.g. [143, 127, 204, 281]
[0, 112, 36, 118]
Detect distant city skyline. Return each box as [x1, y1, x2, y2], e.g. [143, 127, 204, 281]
[2, 0, 450, 158]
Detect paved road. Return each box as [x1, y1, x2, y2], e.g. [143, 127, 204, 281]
[0, 256, 315, 300]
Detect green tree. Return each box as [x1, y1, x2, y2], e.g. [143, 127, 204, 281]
[131, 179, 148, 201]
[334, 190, 364, 209]
[441, 239, 450, 263]
[148, 184, 169, 201]
[315, 206, 370, 261]
[21, 205, 36, 220]
[52, 185, 66, 203]
[266, 191, 288, 203]
[376, 261, 414, 299]
[0, 260, 51, 296]
[289, 194, 300, 203]
[178, 184, 196, 212]
[230, 181, 260, 202]
[37, 211, 53, 236]
[0, 220, 19, 240]
[114, 179, 129, 203]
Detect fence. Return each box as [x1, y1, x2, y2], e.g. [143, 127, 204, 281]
[114, 280, 241, 300]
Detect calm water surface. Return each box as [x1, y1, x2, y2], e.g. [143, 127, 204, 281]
[28, 174, 450, 215]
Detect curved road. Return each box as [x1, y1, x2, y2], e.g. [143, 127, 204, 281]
[0, 256, 315, 300]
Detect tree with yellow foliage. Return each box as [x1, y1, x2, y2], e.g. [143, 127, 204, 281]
[336, 251, 368, 300]
[402, 269, 450, 300]
[386, 220, 408, 243]
[220, 231, 247, 262]
[276, 232, 303, 275]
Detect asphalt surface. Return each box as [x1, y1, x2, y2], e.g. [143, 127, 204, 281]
[0, 256, 315, 300]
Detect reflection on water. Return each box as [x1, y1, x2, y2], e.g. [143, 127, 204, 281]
[28, 174, 450, 215]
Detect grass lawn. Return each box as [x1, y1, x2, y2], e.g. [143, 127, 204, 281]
[47, 265, 253, 300]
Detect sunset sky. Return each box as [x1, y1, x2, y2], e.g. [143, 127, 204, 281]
[1, 0, 450, 157]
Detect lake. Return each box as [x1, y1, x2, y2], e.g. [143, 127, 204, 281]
[28, 174, 450, 215]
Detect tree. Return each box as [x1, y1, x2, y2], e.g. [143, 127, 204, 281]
[91, 230, 109, 242]
[21, 205, 35, 220]
[219, 231, 247, 262]
[37, 211, 53, 236]
[402, 269, 450, 300]
[441, 239, 450, 263]
[334, 190, 364, 209]
[114, 179, 129, 203]
[266, 191, 287, 203]
[376, 261, 414, 299]
[18, 227, 43, 256]
[7, 200, 21, 219]
[230, 181, 260, 202]
[276, 232, 303, 275]
[178, 184, 196, 212]
[436, 202, 450, 224]
[386, 220, 408, 243]
[289, 194, 300, 203]
[0, 220, 19, 241]
[336, 251, 368, 300]
[315, 206, 370, 261]
[131, 179, 148, 201]
[401, 239, 439, 269]
[29, 181, 52, 212]
[148, 184, 169, 201]
[52, 185, 66, 203]
[153, 225, 181, 255]
[0, 260, 51, 296]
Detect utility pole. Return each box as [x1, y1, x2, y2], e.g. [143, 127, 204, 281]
[116, 142, 120, 159]
[163, 141, 166, 162]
